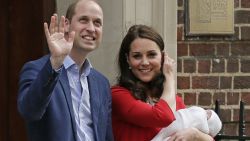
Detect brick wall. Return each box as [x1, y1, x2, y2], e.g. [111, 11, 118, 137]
[177, 0, 250, 136]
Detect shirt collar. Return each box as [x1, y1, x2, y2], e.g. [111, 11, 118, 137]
[64, 55, 92, 76]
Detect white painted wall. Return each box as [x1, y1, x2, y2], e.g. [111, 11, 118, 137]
[88, 0, 123, 84]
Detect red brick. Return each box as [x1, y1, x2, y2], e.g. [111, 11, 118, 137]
[244, 109, 250, 121]
[177, 59, 182, 72]
[233, 109, 240, 121]
[241, 0, 250, 8]
[183, 59, 196, 73]
[220, 76, 232, 89]
[177, 76, 190, 89]
[212, 59, 225, 73]
[198, 92, 212, 106]
[235, 10, 250, 24]
[227, 59, 239, 73]
[234, 109, 250, 122]
[232, 43, 250, 56]
[223, 124, 238, 135]
[234, 27, 240, 40]
[234, 76, 250, 89]
[241, 59, 250, 72]
[183, 93, 196, 105]
[192, 76, 219, 89]
[245, 124, 250, 136]
[198, 60, 210, 73]
[227, 92, 240, 105]
[189, 44, 215, 57]
[242, 92, 250, 105]
[216, 43, 230, 57]
[178, 0, 183, 7]
[219, 109, 231, 122]
[235, 0, 240, 8]
[177, 43, 188, 57]
[241, 27, 250, 41]
[177, 26, 183, 41]
[177, 10, 184, 24]
[213, 92, 226, 105]
[176, 0, 250, 127]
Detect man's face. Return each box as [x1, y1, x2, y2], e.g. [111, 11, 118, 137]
[68, 0, 103, 53]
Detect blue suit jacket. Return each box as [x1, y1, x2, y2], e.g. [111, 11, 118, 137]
[18, 55, 114, 141]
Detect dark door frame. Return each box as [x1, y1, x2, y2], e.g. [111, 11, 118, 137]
[0, 0, 55, 140]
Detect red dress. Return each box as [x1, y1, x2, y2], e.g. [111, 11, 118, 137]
[112, 86, 186, 141]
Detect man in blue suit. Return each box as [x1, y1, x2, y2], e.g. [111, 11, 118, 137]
[17, 0, 114, 141]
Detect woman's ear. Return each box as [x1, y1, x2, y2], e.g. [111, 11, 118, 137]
[126, 54, 131, 69]
[126, 53, 129, 63]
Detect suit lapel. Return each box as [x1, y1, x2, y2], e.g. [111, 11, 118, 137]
[87, 73, 101, 131]
[59, 68, 77, 138]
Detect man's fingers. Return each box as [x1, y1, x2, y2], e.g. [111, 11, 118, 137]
[54, 14, 59, 32]
[59, 16, 65, 33]
[49, 15, 56, 34]
[44, 23, 50, 41]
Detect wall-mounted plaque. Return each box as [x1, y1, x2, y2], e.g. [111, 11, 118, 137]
[186, 0, 234, 35]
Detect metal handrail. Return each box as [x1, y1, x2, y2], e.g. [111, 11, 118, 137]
[215, 100, 250, 141]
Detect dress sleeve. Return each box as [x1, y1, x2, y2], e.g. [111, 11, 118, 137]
[112, 86, 175, 128]
[175, 95, 186, 110]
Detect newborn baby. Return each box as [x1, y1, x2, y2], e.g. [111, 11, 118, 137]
[151, 106, 222, 141]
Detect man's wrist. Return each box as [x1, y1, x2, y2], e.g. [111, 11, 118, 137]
[50, 56, 64, 70]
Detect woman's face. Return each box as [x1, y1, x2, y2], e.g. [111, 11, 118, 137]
[127, 38, 162, 83]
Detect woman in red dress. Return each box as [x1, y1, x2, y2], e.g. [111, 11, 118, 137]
[112, 25, 213, 141]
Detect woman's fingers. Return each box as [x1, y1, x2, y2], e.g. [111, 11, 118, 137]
[162, 53, 176, 75]
[164, 53, 175, 65]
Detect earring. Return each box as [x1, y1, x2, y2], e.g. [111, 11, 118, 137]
[129, 66, 131, 69]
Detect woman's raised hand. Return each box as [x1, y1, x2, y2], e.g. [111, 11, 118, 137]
[162, 52, 176, 77]
[160, 52, 176, 112]
[44, 14, 75, 69]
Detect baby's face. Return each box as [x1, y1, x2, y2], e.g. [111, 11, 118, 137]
[206, 110, 212, 120]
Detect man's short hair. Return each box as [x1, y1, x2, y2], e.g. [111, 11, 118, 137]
[65, 0, 99, 22]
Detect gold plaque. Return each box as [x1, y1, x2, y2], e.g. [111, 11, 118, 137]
[186, 0, 234, 35]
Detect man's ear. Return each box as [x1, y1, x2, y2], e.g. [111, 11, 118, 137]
[64, 18, 70, 40]
[65, 18, 70, 33]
